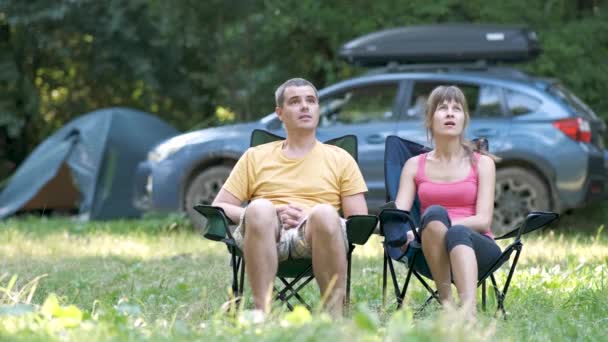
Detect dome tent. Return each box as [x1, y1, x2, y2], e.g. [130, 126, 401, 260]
[0, 107, 179, 220]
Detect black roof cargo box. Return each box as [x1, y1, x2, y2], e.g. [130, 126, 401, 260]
[340, 24, 541, 67]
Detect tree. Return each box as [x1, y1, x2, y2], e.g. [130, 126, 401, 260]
[0, 0, 606, 177]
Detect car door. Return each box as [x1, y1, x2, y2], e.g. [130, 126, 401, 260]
[397, 80, 511, 152]
[466, 83, 511, 151]
[315, 81, 403, 211]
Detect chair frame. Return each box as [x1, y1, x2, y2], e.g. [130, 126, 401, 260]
[379, 135, 558, 319]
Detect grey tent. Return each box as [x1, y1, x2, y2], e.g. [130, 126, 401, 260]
[0, 107, 179, 220]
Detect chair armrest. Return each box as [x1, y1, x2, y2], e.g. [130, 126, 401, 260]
[193, 205, 234, 241]
[378, 208, 419, 241]
[346, 215, 378, 245]
[495, 211, 559, 241]
[378, 201, 397, 211]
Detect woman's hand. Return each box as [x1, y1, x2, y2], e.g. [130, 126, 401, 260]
[401, 230, 415, 252]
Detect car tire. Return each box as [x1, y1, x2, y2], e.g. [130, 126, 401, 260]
[184, 165, 233, 232]
[493, 167, 551, 237]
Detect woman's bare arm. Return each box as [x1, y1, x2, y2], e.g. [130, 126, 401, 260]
[394, 156, 419, 211]
[452, 155, 496, 232]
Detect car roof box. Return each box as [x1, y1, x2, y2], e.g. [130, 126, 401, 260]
[340, 24, 542, 67]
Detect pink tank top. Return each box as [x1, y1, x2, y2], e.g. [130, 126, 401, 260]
[415, 152, 493, 239]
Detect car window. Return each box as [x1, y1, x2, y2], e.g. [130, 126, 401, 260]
[548, 83, 598, 120]
[407, 81, 480, 119]
[505, 89, 541, 115]
[476, 85, 505, 118]
[408, 81, 508, 119]
[319, 83, 398, 127]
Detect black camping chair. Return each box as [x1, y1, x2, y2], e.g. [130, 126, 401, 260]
[379, 135, 558, 318]
[194, 129, 378, 311]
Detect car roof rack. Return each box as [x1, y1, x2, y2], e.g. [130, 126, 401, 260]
[365, 60, 531, 79]
[341, 24, 542, 67]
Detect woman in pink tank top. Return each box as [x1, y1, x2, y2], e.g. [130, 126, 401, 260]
[394, 85, 500, 319]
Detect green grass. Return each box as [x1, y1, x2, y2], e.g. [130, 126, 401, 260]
[1, 202, 607, 341]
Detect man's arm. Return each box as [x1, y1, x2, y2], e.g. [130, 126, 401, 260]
[341, 192, 368, 218]
[212, 188, 245, 223]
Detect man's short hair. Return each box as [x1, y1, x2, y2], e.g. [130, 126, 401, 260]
[275, 78, 319, 107]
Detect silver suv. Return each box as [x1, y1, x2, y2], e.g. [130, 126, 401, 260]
[133, 66, 607, 235]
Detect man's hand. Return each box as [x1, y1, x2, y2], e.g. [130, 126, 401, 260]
[276, 203, 306, 230]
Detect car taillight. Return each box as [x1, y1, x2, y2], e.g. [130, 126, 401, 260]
[553, 118, 591, 143]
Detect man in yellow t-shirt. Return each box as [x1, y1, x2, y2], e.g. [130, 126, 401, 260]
[212, 78, 368, 317]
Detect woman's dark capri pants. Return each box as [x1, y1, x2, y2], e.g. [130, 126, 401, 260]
[415, 205, 502, 279]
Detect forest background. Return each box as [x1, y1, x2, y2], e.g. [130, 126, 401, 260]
[1, 0, 606, 180]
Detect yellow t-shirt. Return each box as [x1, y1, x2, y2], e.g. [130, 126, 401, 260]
[223, 140, 368, 211]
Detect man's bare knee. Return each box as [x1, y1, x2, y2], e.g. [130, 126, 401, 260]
[245, 199, 276, 235]
[309, 204, 339, 221]
[309, 204, 341, 236]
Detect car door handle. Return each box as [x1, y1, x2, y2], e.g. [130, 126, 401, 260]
[366, 134, 385, 144]
[472, 128, 497, 137]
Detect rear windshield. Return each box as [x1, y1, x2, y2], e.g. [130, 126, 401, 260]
[548, 83, 598, 120]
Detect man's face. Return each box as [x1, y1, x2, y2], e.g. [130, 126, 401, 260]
[276, 85, 319, 132]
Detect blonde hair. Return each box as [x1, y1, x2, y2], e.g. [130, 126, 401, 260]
[424, 85, 498, 163]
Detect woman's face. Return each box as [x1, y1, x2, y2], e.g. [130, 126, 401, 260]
[431, 99, 466, 138]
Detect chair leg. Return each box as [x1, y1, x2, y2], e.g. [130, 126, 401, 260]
[386, 253, 402, 304]
[415, 290, 439, 318]
[283, 281, 310, 308]
[482, 279, 487, 312]
[274, 285, 296, 311]
[230, 248, 242, 299]
[490, 274, 507, 320]
[226, 252, 243, 314]
[238, 259, 245, 299]
[274, 264, 314, 311]
[277, 276, 314, 311]
[275, 282, 295, 310]
[410, 271, 440, 316]
[396, 253, 418, 309]
[230, 252, 237, 294]
[493, 245, 523, 320]
[413, 271, 440, 304]
[501, 246, 523, 303]
[382, 251, 388, 306]
[383, 250, 437, 313]
[346, 246, 354, 310]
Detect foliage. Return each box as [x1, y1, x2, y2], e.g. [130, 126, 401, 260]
[0, 0, 607, 172]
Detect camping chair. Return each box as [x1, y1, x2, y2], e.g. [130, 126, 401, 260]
[194, 129, 378, 311]
[379, 135, 558, 318]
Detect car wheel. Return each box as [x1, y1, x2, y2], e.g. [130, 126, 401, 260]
[493, 167, 551, 236]
[184, 165, 233, 232]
